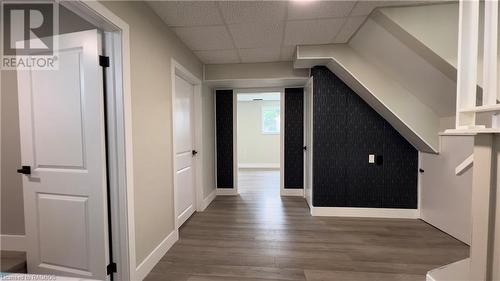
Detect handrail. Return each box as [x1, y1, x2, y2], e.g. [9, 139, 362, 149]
[455, 154, 473, 175]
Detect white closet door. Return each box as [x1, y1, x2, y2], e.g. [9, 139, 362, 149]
[17, 30, 109, 279]
[174, 74, 196, 227]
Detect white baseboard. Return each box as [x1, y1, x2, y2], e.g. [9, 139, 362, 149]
[216, 188, 238, 196]
[426, 258, 470, 281]
[238, 163, 280, 169]
[280, 188, 304, 197]
[134, 229, 178, 281]
[0, 234, 26, 251]
[199, 189, 216, 211]
[311, 207, 419, 219]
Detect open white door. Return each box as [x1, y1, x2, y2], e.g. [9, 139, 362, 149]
[16, 30, 109, 279]
[174, 74, 196, 227]
[304, 77, 313, 208]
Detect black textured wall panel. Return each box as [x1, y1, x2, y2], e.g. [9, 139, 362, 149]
[284, 88, 304, 189]
[216, 90, 234, 188]
[311, 66, 418, 208]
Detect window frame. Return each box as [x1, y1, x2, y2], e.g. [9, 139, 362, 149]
[261, 103, 280, 135]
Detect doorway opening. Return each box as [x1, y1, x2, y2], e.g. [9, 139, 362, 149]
[236, 90, 283, 197]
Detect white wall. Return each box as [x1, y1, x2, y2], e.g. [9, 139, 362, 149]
[1, 70, 25, 235]
[237, 100, 280, 167]
[349, 17, 457, 117]
[205, 62, 309, 81]
[201, 85, 216, 198]
[420, 135, 473, 244]
[378, 2, 500, 88]
[379, 4, 459, 68]
[97, 1, 205, 265]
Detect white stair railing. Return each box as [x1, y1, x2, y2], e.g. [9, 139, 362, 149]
[451, 0, 499, 132]
[455, 154, 473, 176]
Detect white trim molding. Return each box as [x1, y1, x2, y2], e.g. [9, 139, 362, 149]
[311, 207, 419, 219]
[238, 163, 280, 169]
[51, 2, 134, 280]
[216, 188, 238, 196]
[281, 188, 304, 197]
[0, 235, 27, 251]
[199, 189, 217, 211]
[134, 230, 179, 281]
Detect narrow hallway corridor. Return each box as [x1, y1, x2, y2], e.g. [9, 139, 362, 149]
[145, 170, 468, 281]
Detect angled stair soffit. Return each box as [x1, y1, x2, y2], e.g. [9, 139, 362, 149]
[294, 44, 440, 153]
[372, 5, 458, 82]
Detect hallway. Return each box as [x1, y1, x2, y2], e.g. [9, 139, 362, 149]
[145, 170, 468, 281]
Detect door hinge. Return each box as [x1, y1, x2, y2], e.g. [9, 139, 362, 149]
[106, 262, 117, 275]
[99, 55, 110, 68]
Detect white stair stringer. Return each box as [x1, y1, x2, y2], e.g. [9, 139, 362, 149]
[295, 44, 440, 153]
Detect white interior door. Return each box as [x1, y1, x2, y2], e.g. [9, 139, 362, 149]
[174, 74, 196, 228]
[304, 77, 313, 208]
[16, 30, 109, 279]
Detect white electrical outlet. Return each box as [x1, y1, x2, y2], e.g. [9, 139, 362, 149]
[369, 154, 376, 164]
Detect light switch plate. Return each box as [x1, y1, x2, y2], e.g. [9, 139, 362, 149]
[369, 154, 376, 164]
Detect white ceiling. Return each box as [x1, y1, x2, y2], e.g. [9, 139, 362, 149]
[147, 0, 436, 65]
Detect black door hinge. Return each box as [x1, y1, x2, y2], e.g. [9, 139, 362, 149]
[107, 262, 117, 275]
[99, 55, 110, 68]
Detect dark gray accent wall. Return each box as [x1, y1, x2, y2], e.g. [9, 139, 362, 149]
[311, 66, 418, 209]
[215, 90, 233, 188]
[284, 88, 304, 189]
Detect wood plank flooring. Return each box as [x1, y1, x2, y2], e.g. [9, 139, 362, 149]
[145, 169, 469, 281]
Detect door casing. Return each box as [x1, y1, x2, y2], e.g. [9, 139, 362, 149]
[232, 88, 285, 196]
[51, 2, 134, 280]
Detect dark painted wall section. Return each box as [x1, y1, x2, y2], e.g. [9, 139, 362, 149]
[311, 66, 418, 208]
[284, 88, 304, 189]
[216, 90, 234, 188]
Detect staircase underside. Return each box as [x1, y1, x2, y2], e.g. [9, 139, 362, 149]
[295, 44, 440, 153]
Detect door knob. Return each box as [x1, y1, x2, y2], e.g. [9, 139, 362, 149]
[17, 166, 31, 175]
[192, 150, 198, 156]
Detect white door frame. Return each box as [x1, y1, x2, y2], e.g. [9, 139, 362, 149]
[171, 59, 203, 228]
[304, 77, 314, 209]
[233, 88, 285, 196]
[56, 2, 134, 280]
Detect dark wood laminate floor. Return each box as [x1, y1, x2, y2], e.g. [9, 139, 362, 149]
[145, 169, 469, 281]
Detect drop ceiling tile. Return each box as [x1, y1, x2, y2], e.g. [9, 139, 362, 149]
[194, 49, 240, 64]
[280, 46, 296, 61]
[147, 1, 223, 27]
[228, 22, 284, 49]
[334, 16, 366, 43]
[218, 1, 286, 24]
[288, 1, 356, 20]
[239, 47, 281, 63]
[173, 26, 234, 51]
[350, 1, 428, 16]
[284, 18, 345, 46]
[350, 1, 384, 16]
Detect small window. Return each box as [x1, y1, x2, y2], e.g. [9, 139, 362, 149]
[261, 104, 280, 134]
